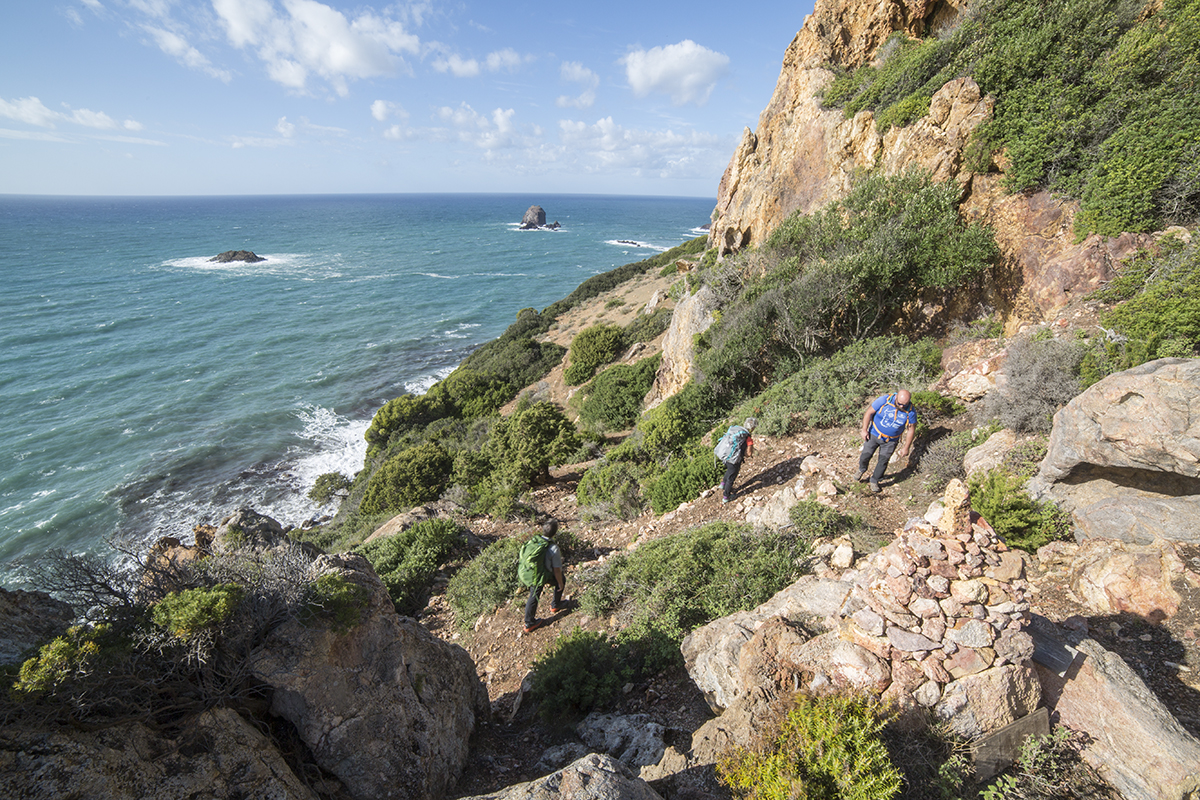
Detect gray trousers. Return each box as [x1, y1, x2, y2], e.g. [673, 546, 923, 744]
[858, 434, 898, 483]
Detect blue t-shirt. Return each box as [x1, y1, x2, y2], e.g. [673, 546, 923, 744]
[870, 394, 917, 438]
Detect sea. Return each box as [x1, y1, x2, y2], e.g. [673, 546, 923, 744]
[0, 193, 714, 578]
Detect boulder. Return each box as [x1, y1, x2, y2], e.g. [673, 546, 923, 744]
[576, 712, 666, 769]
[251, 553, 488, 800]
[461, 754, 663, 800]
[1065, 538, 1185, 622]
[520, 205, 548, 229]
[1029, 358, 1200, 544]
[1035, 629, 1200, 800]
[0, 587, 73, 665]
[215, 506, 288, 551]
[963, 429, 1017, 479]
[0, 707, 318, 800]
[933, 663, 1042, 740]
[643, 285, 719, 409]
[209, 250, 265, 263]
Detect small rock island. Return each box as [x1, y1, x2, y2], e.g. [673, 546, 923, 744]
[518, 205, 560, 230]
[209, 250, 266, 263]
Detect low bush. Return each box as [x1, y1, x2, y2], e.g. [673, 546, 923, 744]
[440, 368, 514, 420]
[982, 726, 1117, 799]
[581, 522, 810, 672]
[638, 380, 719, 458]
[969, 467, 1073, 552]
[483, 401, 582, 487]
[918, 429, 979, 491]
[358, 442, 454, 516]
[354, 518, 464, 616]
[12, 624, 129, 699]
[444, 535, 523, 629]
[788, 501, 859, 540]
[717, 692, 902, 800]
[530, 628, 634, 720]
[364, 389, 453, 452]
[576, 460, 647, 521]
[576, 355, 660, 432]
[979, 337, 1084, 433]
[564, 324, 627, 385]
[152, 584, 244, 639]
[623, 306, 672, 343]
[304, 572, 371, 632]
[646, 445, 723, 514]
[308, 471, 352, 506]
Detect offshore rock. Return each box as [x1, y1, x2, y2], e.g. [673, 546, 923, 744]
[519, 205, 559, 229]
[209, 249, 265, 263]
[461, 753, 663, 800]
[0, 707, 318, 800]
[0, 587, 73, 665]
[251, 552, 488, 800]
[1029, 358, 1200, 544]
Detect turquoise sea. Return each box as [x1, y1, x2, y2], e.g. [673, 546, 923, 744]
[0, 194, 713, 573]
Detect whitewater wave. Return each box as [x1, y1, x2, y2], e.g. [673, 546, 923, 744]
[159, 253, 343, 279]
[404, 366, 456, 396]
[605, 239, 668, 252]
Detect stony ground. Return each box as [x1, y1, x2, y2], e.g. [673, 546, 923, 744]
[414, 416, 1200, 798]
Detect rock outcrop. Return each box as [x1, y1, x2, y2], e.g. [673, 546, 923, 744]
[519, 205, 560, 230]
[643, 284, 718, 409]
[0, 708, 318, 800]
[1029, 358, 1200, 544]
[460, 754, 663, 800]
[209, 250, 265, 263]
[0, 587, 73, 665]
[250, 552, 488, 800]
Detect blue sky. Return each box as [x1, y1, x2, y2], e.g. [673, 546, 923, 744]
[0, 0, 816, 197]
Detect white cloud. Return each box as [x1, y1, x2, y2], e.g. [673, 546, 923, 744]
[556, 61, 599, 109]
[371, 99, 406, 122]
[142, 24, 233, 81]
[276, 116, 296, 137]
[485, 48, 522, 72]
[434, 102, 529, 151]
[621, 40, 729, 106]
[0, 96, 144, 133]
[557, 116, 730, 178]
[433, 47, 527, 78]
[0, 96, 60, 127]
[211, 0, 420, 94]
[432, 53, 480, 77]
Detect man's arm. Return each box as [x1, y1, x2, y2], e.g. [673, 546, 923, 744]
[553, 566, 565, 593]
[745, 437, 754, 459]
[899, 422, 916, 459]
[860, 404, 876, 440]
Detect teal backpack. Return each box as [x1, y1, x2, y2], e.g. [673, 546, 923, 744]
[517, 536, 551, 587]
[714, 425, 749, 464]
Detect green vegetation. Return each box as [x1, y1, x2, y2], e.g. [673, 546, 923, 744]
[969, 468, 1074, 552]
[530, 628, 634, 720]
[646, 444, 723, 514]
[354, 518, 464, 616]
[717, 692, 901, 800]
[576, 460, 647, 521]
[444, 535, 524, 629]
[698, 172, 991, 399]
[359, 442, 454, 516]
[581, 522, 810, 672]
[788, 501, 859, 540]
[982, 726, 1117, 799]
[564, 324, 627, 385]
[304, 573, 371, 632]
[575, 355, 660, 432]
[821, 0, 1200, 237]
[308, 471, 353, 505]
[151, 584, 244, 638]
[12, 624, 128, 698]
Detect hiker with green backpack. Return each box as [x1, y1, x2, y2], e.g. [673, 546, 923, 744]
[714, 417, 757, 504]
[519, 519, 565, 633]
[858, 389, 917, 494]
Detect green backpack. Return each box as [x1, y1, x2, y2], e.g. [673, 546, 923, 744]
[517, 536, 551, 587]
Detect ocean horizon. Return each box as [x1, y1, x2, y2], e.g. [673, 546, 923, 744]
[0, 193, 714, 577]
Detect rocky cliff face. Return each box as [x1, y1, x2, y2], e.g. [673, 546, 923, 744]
[708, 0, 1139, 328]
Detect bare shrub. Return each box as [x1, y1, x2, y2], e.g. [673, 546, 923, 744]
[981, 338, 1084, 433]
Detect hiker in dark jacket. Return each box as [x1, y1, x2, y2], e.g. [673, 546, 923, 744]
[523, 519, 565, 633]
[858, 389, 917, 494]
[721, 417, 757, 503]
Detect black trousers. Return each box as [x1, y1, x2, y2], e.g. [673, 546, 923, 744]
[524, 582, 562, 626]
[722, 458, 743, 499]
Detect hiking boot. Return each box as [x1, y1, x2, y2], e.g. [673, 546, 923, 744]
[721, 495, 730, 504]
[869, 481, 881, 494]
[523, 620, 542, 633]
[858, 470, 870, 482]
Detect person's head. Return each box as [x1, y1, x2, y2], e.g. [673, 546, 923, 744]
[744, 417, 758, 432]
[895, 390, 912, 408]
[542, 519, 558, 538]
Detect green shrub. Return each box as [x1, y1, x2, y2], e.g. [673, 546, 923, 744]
[359, 442, 454, 516]
[982, 726, 1116, 799]
[564, 324, 627, 385]
[308, 471, 352, 505]
[576, 460, 647, 521]
[581, 522, 810, 672]
[364, 389, 453, 451]
[354, 518, 463, 616]
[530, 628, 633, 720]
[969, 468, 1074, 552]
[440, 368, 515, 419]
[12, 624, 128, 698]
[484, 401, 582, 487]
[152, 584, 245, 638]
[576, 355, 660, 431]
[646, 445, 723, 514]
[717, 692, 902, 800]
[624, 306, 673, 343]
[980, 337, 1083, 433]
[638, 381, 718, 458]
[445, 535, 524, 629]
[788, 501, 859, 540]
[304, 573, 371, 632]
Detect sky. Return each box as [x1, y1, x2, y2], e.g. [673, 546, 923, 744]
[0, 0, 817, 197]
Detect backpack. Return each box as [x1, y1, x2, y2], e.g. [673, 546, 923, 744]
[713, 425, 749, 464]
[517, 536, 551, 587]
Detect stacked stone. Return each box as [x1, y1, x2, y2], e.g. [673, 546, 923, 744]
[838, 479, 1035, 709]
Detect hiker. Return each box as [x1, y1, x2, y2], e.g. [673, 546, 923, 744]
[521, 519, 565, 633]
[858, 389, 917, 494]
[717, 417, 757, 503]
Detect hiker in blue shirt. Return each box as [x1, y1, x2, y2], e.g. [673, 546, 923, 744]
[523, 519, 565, 633]
[857, 390, 917, 494]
